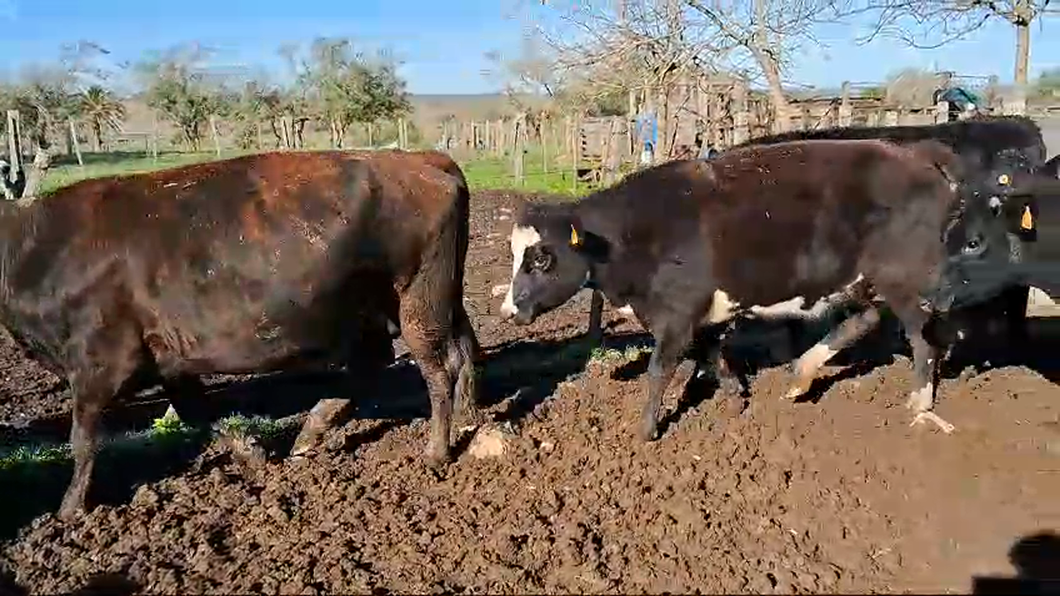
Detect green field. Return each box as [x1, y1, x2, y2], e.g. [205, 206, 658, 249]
[40, 147, 587, 196]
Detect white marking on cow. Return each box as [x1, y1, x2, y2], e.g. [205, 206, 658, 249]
[988, 196, 1003, 210]
[907, 382, 955, 433]
[616, 305, 636, 318]
[708, 290, 741, 323]
[906, 383, 934, 413]
[710, 274, 865, 325]
[500, 225, 542, 317]
[783, 342, 840, 399]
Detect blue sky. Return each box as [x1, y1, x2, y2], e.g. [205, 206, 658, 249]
[1, 0, 1056, 94]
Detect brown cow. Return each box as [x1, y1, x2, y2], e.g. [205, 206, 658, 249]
[501, 139, 1007, 440]
[0, 149, 478, 519]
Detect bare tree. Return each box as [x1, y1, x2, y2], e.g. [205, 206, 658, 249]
[527, 0, 851, 138]
[852, 0, 1056, 87]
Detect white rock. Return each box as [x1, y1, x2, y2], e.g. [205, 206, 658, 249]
[468, 427, 508, 459]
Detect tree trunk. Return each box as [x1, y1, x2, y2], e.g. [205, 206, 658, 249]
[92, 120, 102, 152]
[751, 0, 792, 131]
[1014, 0, 1031, 87]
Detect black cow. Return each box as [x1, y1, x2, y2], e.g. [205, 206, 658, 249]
[957, 173, 1060, 306]
[726, 116, 1051, 360]
[501, 139, 1005, 441]
[0, 149, 479, 519]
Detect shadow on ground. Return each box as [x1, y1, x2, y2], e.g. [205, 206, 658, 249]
[0, 333, 633, 538]
[972, 531, 1060, 594]
[2, 309, 1058, 540]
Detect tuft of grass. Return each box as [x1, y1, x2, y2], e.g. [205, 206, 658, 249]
[0, 405, 290, 470]
[589, 344, 653, 364]
[0, 444, 70, 471]
[151, 407, 190, 436]
[214, 413, 292, 440]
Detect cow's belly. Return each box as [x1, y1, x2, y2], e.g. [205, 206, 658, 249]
[149, 286, 395, 377]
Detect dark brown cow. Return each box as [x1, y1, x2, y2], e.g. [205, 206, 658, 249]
[501, 139, 1005, 440]
[0, 149, 478, 519]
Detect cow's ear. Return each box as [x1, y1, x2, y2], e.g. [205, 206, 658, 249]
[568, 223, 582, 248]
[570, 226, 610, 263]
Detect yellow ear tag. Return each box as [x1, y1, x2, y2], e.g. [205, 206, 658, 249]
[998, 173, 1011, 186]
[1021, 205, 1034, 230]
[570, 225, 581, 246]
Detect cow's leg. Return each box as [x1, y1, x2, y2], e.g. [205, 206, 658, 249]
[397, 296, 456, 466]
[641, 318, 696, 442]
[60, 328, 143, 520]
[450, 301, 483, 424]
[290, 316, 394, 458]
[692, 323, 742, 395]
[892, 307, 954, 433]
[783, 307, 881, 400]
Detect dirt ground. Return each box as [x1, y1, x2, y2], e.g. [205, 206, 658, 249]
[1, 189, 1059, 594]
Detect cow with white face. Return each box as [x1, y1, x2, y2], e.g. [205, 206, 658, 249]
[500, 139, 1005, 442]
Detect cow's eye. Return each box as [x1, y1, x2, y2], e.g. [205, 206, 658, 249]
[532, 251, 553, 272]
[964, 238, 981, 254]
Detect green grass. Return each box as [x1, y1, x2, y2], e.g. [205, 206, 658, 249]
[40, 146, 593, 196]
[460, 148, 583, 195]
[0, 412, 292, 472]
[41, 151, 258, 195]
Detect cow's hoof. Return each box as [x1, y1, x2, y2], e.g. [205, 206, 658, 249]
[781, 383, 807, 400]
[57, 501, 85, 522]
[905, 386, 933, 413]
[423, 444, 451, 468]
[639, 422, 659, 442]
[289, 432, 323, 459]
[717, 375, 742, 396]
[457, 407, 489, 428]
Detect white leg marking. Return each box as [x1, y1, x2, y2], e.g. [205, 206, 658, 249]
[744, 274, 866, 321]
[906, 383, 955, 433]
[911, 411, 956, 433]
[784, 341, 840, 399]
[500, 225, 541, 317]
[707, 289, 740, 324]
[905, 384, 933, 412]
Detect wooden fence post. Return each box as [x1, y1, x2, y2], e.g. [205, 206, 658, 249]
[6, 110, 22, 183]
[281, 116, 293, 150]
[935, 101, 949, 124]
[542, 118, 549, 174]
[512, 115, 525, 185]
[398, 118, 408, 149]
[68, 119, 84, 168]
[732, 82, 750, 145]
[839, 82, 853, 127]
[571, 116, 580, 193]
[209, 115, 222, 157]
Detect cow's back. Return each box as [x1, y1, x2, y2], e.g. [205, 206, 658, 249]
[588, 140, 956, 307]
[0, 151, 465, 373]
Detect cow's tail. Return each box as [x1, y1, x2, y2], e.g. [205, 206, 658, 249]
[441, 160, 482, 420]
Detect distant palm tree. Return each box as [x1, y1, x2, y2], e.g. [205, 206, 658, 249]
[79, 85, 126, 151]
